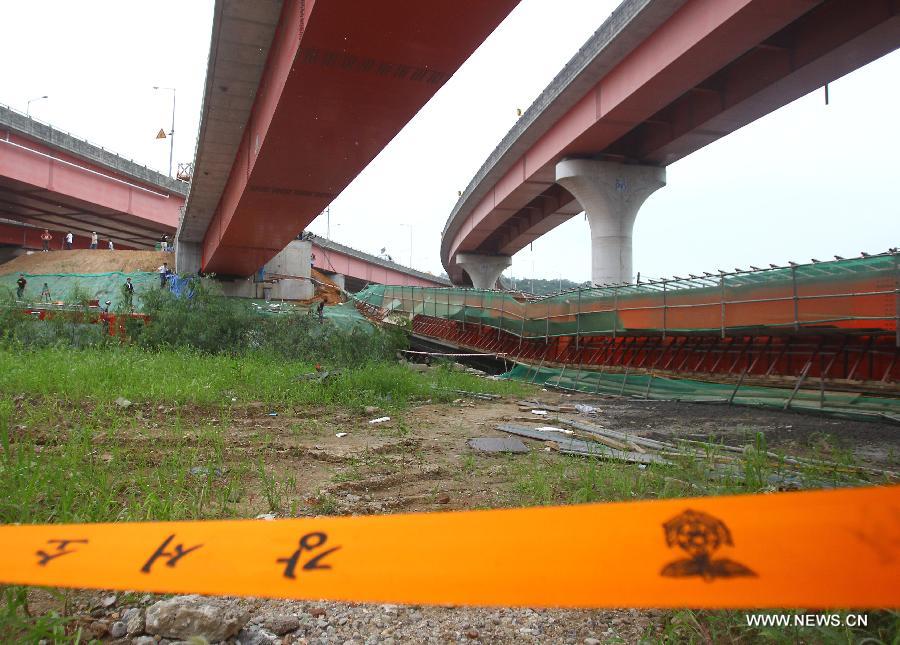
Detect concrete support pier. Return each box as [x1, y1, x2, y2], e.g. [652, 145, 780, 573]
[328, 273, 346, 290]
[455, 252, 512, 289]
[556, 159, 665, 286]
[264, 240, 315, 300]
[175, 238, 201, 275]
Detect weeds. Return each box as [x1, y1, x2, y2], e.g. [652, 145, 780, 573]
[256, 458, 297, 514]
[0, 587, 75, 644]
[2, 277, 407, 365]
[0, 347, 522, 410]
[659, 608, 900, 644]
[308, 492, 339, 516]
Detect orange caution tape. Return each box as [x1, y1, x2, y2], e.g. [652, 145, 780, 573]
[0, 486, 897, 608]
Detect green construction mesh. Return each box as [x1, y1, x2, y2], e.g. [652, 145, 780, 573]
[354, 255, 897, 338]
[503, 364, 900, 423]
[248, 300, 375, 331]
[0, 271, 158, 308]
[1, 269, 376, 333]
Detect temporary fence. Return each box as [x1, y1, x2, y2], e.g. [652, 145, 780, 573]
[355, 253, 897, 340]
[353, 253, 900, 386]
[0, 270, 158, 309]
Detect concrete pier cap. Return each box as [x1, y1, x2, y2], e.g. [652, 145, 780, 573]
[556, 158, 665, 286]
[455, 252, 512, 289]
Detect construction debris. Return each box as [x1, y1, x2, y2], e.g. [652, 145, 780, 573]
[491, 410, 900, 485]
[535, 426, 574, 435]
[574, 403, 599, 415]
[369, 416, 390, 424]
[467, 437, 530, 453]
[495, 423, 668, 466]
[295, 369, 341, 382]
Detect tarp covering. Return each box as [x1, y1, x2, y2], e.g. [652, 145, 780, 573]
[249, 299, 374, 331]
[0, 271, 158, 308]
[503, 364, 900, 423]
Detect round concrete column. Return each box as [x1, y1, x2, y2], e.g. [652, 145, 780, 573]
[556, 159, 665, 286]
[455, 252, 512, 289]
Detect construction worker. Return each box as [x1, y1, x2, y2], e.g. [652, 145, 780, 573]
[64, 231, 73, 250]
[122, 277, 134, 308]
[101, 300, 111, 335]
[90, 231, 98, 249]
[317, 299, 325, 322]
[40, 229, 52, 252]
[15, 274, 26, 299]
[108, 239, 115, 250]
[158, 262, 169, 288]
[40, 282, 51, 303]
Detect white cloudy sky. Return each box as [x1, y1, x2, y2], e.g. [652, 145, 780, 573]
[2, 0, 898, 281]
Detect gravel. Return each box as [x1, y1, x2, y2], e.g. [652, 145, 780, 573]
[68, 593, 662, 643]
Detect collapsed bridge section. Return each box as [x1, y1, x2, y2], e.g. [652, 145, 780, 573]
[355, 253, 899, 405]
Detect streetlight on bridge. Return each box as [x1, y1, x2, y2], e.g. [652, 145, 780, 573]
[26, 95, 48, 117]
[153, 86, 176, 177]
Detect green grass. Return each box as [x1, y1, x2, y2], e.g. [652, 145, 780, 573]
[2, 343, 894, 643]
[0, 346, 524, 410]
[0, 399, 246, 525]
[658, 609, 900, 644]
[0, 349, 523, 526]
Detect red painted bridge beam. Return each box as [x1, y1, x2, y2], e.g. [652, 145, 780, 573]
[406, 313, 899, 384]
[201, 0, 519, 276]
[0, 132, 182, 229]
[311, 243, 447, 288]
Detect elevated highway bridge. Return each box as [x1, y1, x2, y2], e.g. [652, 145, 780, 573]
[440, 0, 900, 288]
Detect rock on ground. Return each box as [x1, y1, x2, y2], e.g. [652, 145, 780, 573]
[145, 594, 249, 641]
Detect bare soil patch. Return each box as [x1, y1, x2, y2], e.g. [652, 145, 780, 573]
[0, 249, 168, 275]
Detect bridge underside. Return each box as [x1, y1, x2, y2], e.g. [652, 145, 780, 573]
[0, 176, 172, 249]
[0, 220, 137, 253]
[0, 133, 181, 248]
[190, 0, 518, 277]
[446, 0, 900, 282]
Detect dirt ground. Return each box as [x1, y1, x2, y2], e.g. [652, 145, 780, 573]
[20, 389, 900, 642]
[0, 249, 168, 275]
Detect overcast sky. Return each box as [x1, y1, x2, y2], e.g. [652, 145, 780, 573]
[2, 0, 898, 282]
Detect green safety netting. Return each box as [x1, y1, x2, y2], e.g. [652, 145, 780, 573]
[249, 300, 375, 331]
[322, 301, 378, 331]
[354, 254, 897, 338]
[503, 364, 900, 423]
[1, 269, 376, 332]
[0, 271, 158, 308]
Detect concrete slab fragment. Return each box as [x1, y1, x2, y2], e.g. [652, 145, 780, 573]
[468, 437, 529, 453]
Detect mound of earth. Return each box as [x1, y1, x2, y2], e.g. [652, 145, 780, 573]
[0, 250, 170, 275]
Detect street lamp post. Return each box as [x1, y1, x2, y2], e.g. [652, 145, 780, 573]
[154, 86, 176, 177]
[26, 95, 48, 117]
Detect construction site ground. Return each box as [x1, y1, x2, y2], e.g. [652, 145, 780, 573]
[0, 249, 169, 275]
[7, 362, 899, 643]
